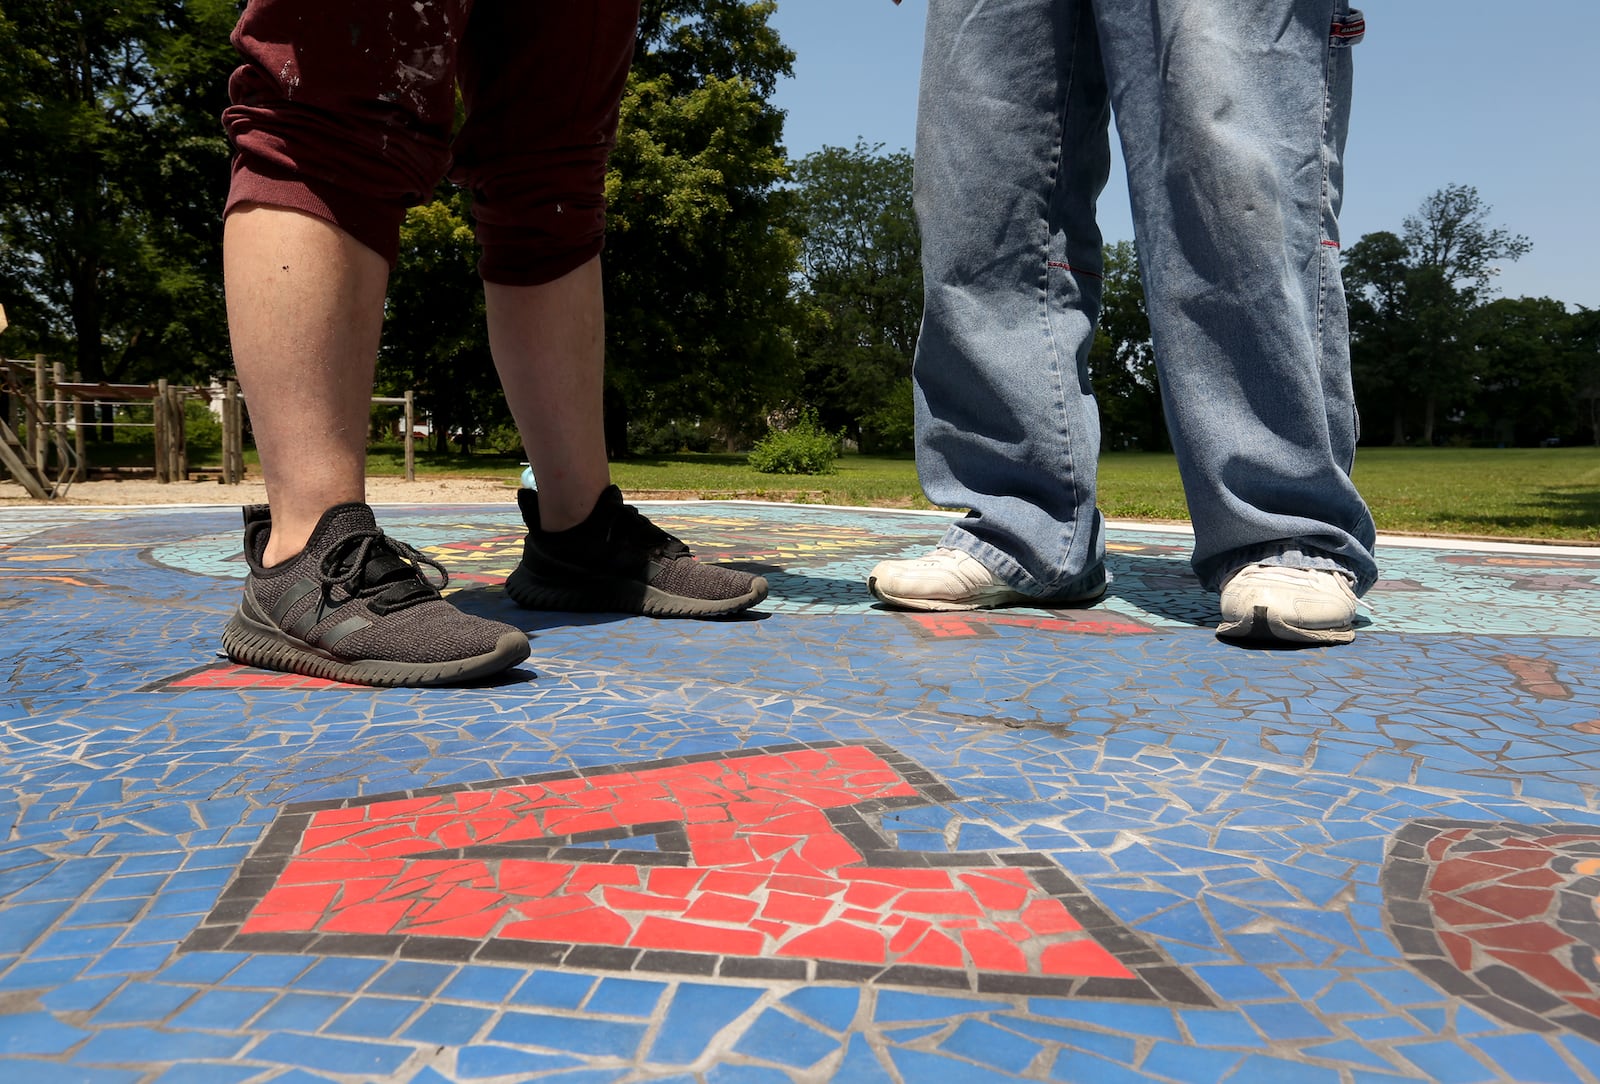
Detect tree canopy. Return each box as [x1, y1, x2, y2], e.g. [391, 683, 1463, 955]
[790, 140, 920, 451]
[599, 0, 801, 453]
[0, 0, 237, 382]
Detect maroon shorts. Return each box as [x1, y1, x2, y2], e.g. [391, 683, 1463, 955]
[223, 0, 640, 285]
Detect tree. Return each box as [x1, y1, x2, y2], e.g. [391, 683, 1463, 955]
[1467, 297, 1580, 446]
[381, 191, 511, 455]
[602, 0, 802, 453]
[1565, 307, 1600, 447]
[1344, 185, 1530, 445]
[0, 1, 237, 384]
[1087, 240, 1164, 451]
[790, 140, 920, 450]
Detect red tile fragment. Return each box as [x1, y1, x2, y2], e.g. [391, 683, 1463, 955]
[962, 929, 1029, 973]
[762, 892, 833, 926]
[632, 915, 764, 955]
[645, 867, 703, 898]
[603, 887, 691, 913]
[683, 893, 760, 924]
[1431, 896, 1511, 929]
[1021, 898, 1084, 936]
[778, 921, 889, 964]
[1455, 885, 1554, 921]
[900, 928, 965, 968]
[898, 890, 985, 917]
[503, 906, 632, 945]
[1430, 859, 1516, 894]
[323, 899, 414, 934]
[1439, 930, 1476, 972]
[961, 871, 1031, 912]
[1482, 949, 1593, 995]
[1466, 922, 1574, 954]
[1040, 937, 1137, 979]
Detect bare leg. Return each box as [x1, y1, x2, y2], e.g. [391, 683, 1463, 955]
[224, 205, 389, 565]
[485, 256, 611, 532]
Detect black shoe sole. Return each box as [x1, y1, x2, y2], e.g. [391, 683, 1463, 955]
[505, 564, 768, 618]
[221, 611, 530, 687]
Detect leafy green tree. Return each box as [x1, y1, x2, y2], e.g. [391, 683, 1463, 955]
[1572, 307, 1600, 447]
[0, 0, 237, 384]
[381, 191, 510, 455]
[1344, 184, 1530, 445]
[603, 0, 801, 453]
[790, 140, 920, 449]
[1467, 297, 1580, 446]
[1087, 240, 1164, 451]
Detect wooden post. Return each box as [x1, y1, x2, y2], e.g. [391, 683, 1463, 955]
[154, 379, 169, 483]
[229, 381, 245, 483]
[32, 354, 46, 473]
[221, 380, 236, 484]
[51, 361, 67, 478]
[173, 385, 188, 481]
[71, 370, 85, 481]
[403, 389, 415, 483]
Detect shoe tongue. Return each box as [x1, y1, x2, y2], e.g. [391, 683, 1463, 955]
[307, 502, 380, 561]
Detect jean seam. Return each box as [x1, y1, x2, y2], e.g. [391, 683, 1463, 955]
[1039, 2, 1086, 586]
[1315, 3, 1337, 382]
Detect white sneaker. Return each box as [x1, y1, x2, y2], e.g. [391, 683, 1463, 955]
[868, 547, 1105, 612]
[1216, 564, 1359, 645]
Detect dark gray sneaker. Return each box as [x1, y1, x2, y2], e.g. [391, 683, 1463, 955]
[505, 485, 768, 617]
[221, 503, 530, 686]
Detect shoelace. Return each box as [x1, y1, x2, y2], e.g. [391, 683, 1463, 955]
[319, 530, 448, 610]
[607, 502, 691, 560]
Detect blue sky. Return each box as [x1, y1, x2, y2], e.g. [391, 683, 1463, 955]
[767, 0, 1600, 311]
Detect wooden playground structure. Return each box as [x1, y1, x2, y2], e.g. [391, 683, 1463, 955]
[0, 355, 416, 499]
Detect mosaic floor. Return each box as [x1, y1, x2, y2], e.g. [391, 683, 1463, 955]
[1, 498, 1598, 1083]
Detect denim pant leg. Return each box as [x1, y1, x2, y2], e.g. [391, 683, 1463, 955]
[1096, 0, 1379, 594]
[911, 0, 1111, 599]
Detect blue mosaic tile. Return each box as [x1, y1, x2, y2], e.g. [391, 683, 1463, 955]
[1393, 1040, 1504, 1083]
[509, 970, 595, 1010]
[326, 996, 419, 1038]
[1230, 1054, 1344, 1083]
[247, 1033, 413, 1076]
[734, 1008, 841, 1069]
[149, 1066, 261, 1084]
[366, 961, 454, 998]
[0, 1063, 140, 1084]
[585, 977, 666, 1017]
[253, 991, 349, 1032]
[89, 981, 195, 1025]
[402, 1003, 492, 1046]
[454, 1045, 585, 1078]
[4, 503, 1600, 1081]
[487, 1013, 648, 1058]
[1141, 1040, 1245, 1081]
[70, 1026, 248, 1064]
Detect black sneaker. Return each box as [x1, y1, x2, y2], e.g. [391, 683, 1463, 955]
[505, 485, 768, 617]
[221, 503, 531, 686]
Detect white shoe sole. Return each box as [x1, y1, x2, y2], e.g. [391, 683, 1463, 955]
[1216, 604, 1355, 646]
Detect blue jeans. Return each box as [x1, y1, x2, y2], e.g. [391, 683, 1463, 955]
[912, 0, 1378, 596]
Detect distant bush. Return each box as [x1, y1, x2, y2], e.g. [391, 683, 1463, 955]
[859, 378, 915, 455]
[748, 409, 842, 475]
[184, 400, 222, 453]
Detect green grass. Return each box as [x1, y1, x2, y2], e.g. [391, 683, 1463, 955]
[91, 438, 1600, 543]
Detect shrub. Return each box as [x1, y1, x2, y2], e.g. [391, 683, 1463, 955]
[184, 399, 223, 453]
[859, 378, 916, 455]
[747, 409, 842, 475]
